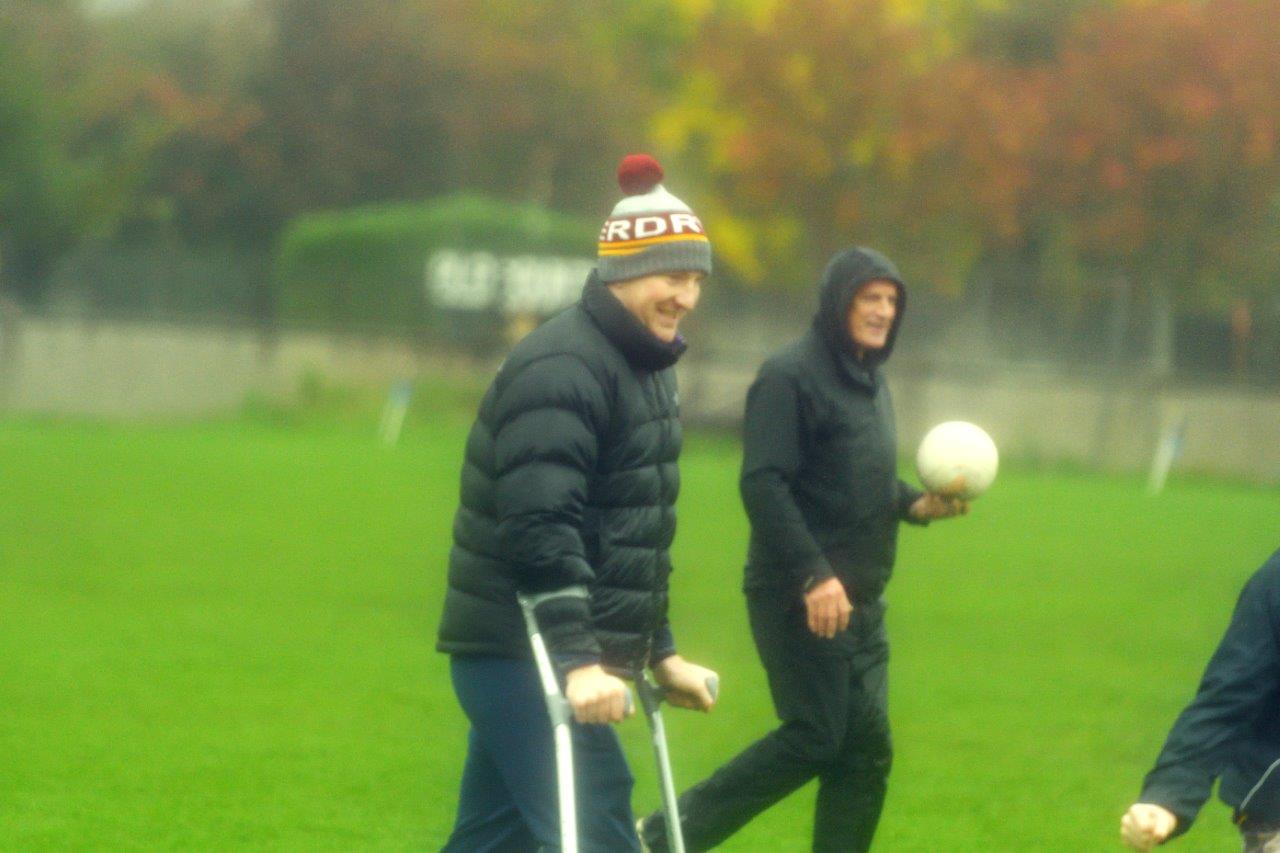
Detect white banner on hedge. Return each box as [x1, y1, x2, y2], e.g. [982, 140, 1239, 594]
[427, 250, 593, 316]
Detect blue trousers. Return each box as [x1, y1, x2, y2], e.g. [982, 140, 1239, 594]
[442, 656, 641, 852]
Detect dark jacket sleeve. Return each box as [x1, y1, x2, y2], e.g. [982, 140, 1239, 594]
[897, 479, 925, 524]
[739, 363, 833, 590]
[492, 353, 608, 666]
[650, 621, 677, 665]
[1139, 566, 1280, 836]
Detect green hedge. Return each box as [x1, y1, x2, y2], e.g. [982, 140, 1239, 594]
[273, 194, 596, 329]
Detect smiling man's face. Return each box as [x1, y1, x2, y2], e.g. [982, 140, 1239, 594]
[847, 280, 898, 357]
[608, 270, 705, 342]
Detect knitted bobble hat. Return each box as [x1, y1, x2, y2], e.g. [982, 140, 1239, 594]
[596, 154, 712, 283]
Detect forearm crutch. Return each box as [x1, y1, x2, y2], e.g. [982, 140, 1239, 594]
[635, 671, 719, 853]
[517, 589, 589, 853]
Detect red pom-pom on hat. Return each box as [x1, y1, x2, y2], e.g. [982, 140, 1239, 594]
[618, 153, 664, 195]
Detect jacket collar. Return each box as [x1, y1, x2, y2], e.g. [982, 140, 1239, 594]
[580, 270, 687, 371]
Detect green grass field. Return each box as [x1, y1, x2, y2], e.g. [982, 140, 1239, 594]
[2, 398, 1274, 850]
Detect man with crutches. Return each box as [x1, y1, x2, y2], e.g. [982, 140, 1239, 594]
[437, 154, 719, 851]
[518, 592, 719, 853]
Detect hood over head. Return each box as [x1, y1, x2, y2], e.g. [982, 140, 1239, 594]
[812, 246, 906, 376]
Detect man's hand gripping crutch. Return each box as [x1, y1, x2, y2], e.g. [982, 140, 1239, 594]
[518, 589, 718, 853]
[635, 656, 719, 853]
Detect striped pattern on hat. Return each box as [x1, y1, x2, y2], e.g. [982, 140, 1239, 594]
[597, 154, 712, 283]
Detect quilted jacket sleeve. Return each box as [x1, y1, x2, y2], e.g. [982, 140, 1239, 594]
[492, 353, 609, 666]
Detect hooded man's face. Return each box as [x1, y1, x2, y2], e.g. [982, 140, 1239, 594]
[608, 270, 704, 342]
[846, 280, 898, 356]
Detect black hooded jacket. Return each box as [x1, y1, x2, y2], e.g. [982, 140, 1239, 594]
[1139, 550, 1280, 836]
[740, 247, 923, 600]
[436, 271, 685, 673]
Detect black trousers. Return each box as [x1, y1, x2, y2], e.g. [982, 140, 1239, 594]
[643, 591, 892, 852]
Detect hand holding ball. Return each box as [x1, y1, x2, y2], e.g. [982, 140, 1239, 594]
[916, 421, 998, 500]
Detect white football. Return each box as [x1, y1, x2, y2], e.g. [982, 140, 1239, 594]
[916, 421, 998, 499]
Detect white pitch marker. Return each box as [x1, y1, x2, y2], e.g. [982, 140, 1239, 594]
[378, 378, 414, 445]
[1147, 414, 1188, 495]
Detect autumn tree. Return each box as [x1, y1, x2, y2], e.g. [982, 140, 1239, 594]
[1040, 0, 1280, 309]
[95, 0, 283, 248]
[0, 1, 127, 302]
[650, 0, 984, 290]
[259, 0, 686, 219]
[937, 0, 1280, 366]
[0, 1, 279, 305]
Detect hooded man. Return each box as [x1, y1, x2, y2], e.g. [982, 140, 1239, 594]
[438, 154, 719, 852]
[638, 246, 966, 852]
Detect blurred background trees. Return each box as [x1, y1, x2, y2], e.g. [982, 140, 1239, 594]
[1, 0, 1277, 374]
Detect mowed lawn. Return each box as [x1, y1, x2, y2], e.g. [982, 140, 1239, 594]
[1, 412, 1273, 850]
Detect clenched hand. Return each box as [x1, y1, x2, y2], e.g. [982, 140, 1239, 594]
[804, 576, 853, 639]
[565, 664, 632, 724]
[1120, 803, 1177, 851]
[652, 655, 719, 711]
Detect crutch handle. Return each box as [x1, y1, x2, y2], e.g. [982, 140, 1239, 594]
[600, 667, 718, 713]
[632, 672, 720, 713]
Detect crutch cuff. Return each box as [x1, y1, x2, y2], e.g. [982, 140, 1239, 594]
[521, 587, 602, 666]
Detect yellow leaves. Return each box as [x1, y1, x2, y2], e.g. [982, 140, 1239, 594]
[670, 0, 783, 30]
[652, 70, 745, 168]
[882, 0, 944, 28]
[741, 0, 786, 32]
[781, 52, 814, 92]
[777, 51, 832, 126]
[664, 0, 716, 24]
[702, 204, 766, 282]
[692, 196, 805, 285]
[847, 133, 882, 169]
[650, 0, 1280, 297]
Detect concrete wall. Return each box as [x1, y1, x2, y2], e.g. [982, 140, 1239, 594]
[0, 316, 428, 418]
[1, 317, 272, 417]
[2, 314, 1278, 483]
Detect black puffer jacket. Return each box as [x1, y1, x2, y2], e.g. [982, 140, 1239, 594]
[741, 247, 923, 601]
[436, 271, 683, 673]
